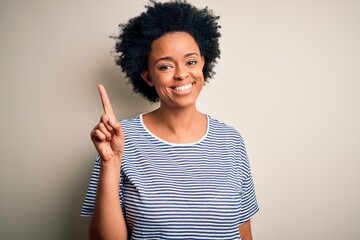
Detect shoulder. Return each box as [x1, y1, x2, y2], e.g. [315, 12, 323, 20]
[208, 115, 244, 142]
[207, 115, 249, 158]
[119, 115, 141, 129]
[207, 115, 250, 166]
[119, 115, 145, 139]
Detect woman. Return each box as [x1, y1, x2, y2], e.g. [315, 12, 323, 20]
[82, 1, 259, 239]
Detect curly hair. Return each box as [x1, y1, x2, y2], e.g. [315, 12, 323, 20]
[114, 0, 221, 102]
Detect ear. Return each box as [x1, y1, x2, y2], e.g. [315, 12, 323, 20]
[141, 70, 154, 86]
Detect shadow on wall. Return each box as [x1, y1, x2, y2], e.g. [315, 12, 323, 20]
[64, 63, 157, 239]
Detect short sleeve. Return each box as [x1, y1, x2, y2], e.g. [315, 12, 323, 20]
[81, 156, 124, 217]
[237, 136, 259, 224]
[238, 170, 259, 224]
[80, 156, 101, 217]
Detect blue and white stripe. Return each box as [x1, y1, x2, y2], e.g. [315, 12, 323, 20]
[81, 114, 259, 239]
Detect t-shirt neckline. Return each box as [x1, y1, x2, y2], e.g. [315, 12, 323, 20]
[139, 113, 209, 146]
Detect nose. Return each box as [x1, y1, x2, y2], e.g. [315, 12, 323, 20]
[173, 65, 189, 80]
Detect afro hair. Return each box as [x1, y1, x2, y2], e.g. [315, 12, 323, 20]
[114, 0, 221, 102]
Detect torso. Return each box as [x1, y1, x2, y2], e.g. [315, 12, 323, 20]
[119, 115, 253, 239]
[81, 115, 259, 239]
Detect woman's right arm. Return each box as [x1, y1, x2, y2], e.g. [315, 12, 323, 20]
[89, 85, 128, 240]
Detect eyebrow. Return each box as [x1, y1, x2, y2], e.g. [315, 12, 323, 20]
[155, 52, 200, 64]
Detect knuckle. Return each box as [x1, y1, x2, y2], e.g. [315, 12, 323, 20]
[101, 114, 109, 122]
[113, 121, 120, 129]
[99, 122, 107, 131]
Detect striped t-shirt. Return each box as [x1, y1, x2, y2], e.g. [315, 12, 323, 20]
[81, 114, 259, 239]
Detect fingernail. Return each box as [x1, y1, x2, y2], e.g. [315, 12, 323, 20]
[109, 119, 115, 125]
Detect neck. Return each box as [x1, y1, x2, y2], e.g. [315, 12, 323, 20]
[142, 104, 207, 144]
[154, 104, 201, 134]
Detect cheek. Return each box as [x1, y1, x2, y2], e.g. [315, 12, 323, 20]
[195, 69, 205, 81]
[152, 74, 173, 90]
[196, 63, 205, 77]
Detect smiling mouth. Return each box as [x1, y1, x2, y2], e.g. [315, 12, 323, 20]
[172, 83, 193, 92]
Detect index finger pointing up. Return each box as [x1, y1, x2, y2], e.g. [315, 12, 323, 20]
[98, 84, 116, 118]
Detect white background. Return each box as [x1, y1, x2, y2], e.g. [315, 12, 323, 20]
[1, 0, 359, 239]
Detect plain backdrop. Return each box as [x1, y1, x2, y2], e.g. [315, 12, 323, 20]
[1, 0, 359, 239]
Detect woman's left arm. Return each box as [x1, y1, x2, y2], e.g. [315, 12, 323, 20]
[239, 220, 253, 240]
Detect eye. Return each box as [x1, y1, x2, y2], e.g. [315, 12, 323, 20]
[159, 64, 172, 71]
[187, 60, 198, 66]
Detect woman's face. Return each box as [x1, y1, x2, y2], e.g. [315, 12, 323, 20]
[141, 32, 205, 109]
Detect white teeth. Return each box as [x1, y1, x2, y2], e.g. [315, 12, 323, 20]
[174, 83, 192, 91]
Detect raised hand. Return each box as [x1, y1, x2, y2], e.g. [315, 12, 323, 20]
[90, 84, 124, 163]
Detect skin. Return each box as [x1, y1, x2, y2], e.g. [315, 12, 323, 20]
[141, 32, 207, 143]
[89, 32, 253, 239]
[89, 85, 127, 240]
[239, 220, 253, 240]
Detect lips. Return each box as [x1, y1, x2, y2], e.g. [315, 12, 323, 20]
[172, 83, 193, 92]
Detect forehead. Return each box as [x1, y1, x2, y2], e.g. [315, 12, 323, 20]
[149, 32, 201, 58]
